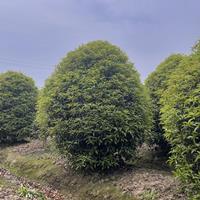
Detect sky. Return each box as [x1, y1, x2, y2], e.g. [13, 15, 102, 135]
[0, 0, 200, 87]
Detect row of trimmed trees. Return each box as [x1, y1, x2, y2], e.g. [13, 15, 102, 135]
[145, 42, 200, 199]
[0, 40, 199, 198]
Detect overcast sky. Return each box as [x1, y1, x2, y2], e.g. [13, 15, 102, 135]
[0, 0, 199, 87]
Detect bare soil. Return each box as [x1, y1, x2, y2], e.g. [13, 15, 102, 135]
[0, 140, 187, 200]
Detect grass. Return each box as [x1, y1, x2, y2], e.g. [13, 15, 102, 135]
[17, 185, 47, 200]
[79, 183, 136, 200]
[0, 145, 137, 200]
[5, 154, 58, 182]
[140, 190, 157, 200]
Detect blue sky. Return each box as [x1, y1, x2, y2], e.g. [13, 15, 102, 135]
[0, 0, 200, 87]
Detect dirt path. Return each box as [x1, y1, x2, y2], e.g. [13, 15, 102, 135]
[0, 186, 23, 200]
[0, 168, 65, 200]
[114, 168, 186, 200]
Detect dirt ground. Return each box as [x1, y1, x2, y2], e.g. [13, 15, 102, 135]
[114, 168, 186, 200]
[0, 167, 65, 200]
[0, 140, 187, 200]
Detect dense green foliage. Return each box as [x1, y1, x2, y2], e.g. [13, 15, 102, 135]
[161, 43, 200, 198]
[0, 71, 37, 143]
[145, 54, 184, 151]
[192, 40, 200, 55]
[37, 40, 152, 171]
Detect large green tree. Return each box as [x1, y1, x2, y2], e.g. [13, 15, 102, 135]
[37, 40, 152, 171]
[161, 42, 200, 198]
[0, 71, 38, 143]
[145, 54, 184, 151]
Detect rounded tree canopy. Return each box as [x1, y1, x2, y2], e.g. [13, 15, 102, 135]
[0, 71, 38, 143]
[161, 45, 200, 196]
[37, 40, 152, 171]
[145, 54, 184, 150]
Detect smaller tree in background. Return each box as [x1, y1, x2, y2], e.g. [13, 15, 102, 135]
[161, 42, 200, 198]
[145, 54, 184, 152]
[0, 71, 38, 143]
[36, 72, 59, 144]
